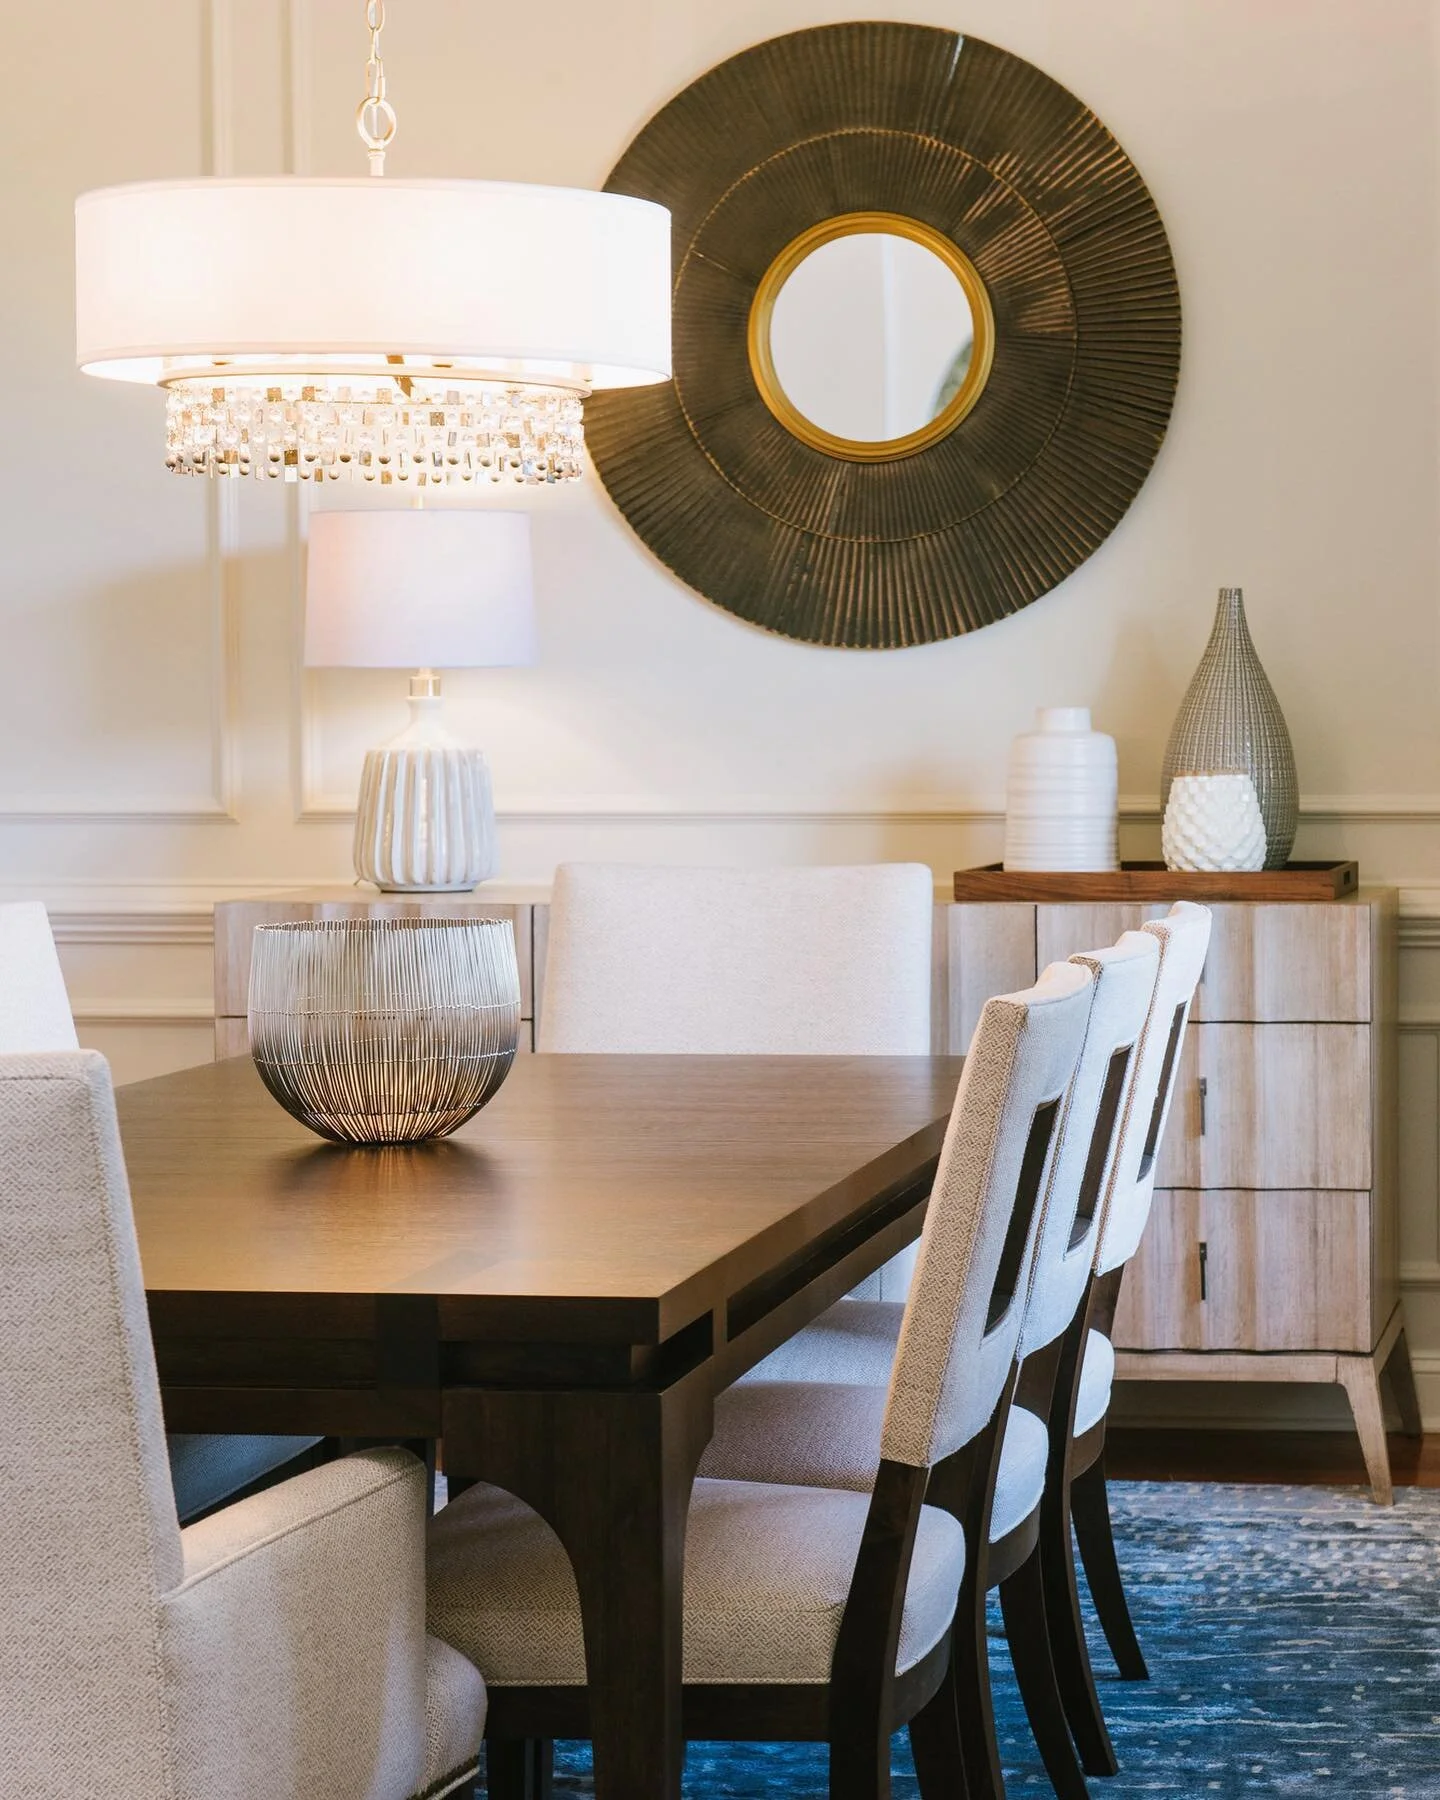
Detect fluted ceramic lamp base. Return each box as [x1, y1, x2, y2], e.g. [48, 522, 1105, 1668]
[352, 743, 498, 893]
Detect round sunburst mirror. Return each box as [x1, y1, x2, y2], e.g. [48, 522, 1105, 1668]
[748, 212, 995, 463]
[586, 23, 1181, 649]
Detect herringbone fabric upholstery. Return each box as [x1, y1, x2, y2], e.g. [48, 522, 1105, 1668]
[538, 860, 935, 1300]
[880, 961, 1093, 1468]
[1095, 903, 1212, 1276]
[0, 901, 78, 1053]
[0, 1051, 485, 1800]
[1017, 933, 1160, 1355]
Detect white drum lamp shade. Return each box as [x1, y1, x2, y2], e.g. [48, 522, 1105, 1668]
[74, 179, 672, 485]
[304, 509, 537, 670]
[304, 508, 537, 893]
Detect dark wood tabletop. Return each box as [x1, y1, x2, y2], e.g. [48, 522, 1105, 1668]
[123, 1051, 962, 1359]
[119, 1050, 963, 1800]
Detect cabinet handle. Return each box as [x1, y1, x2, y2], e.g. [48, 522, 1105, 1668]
[1197, 1075, 1208, 1135]
[1198, 1240, 1209, 1302]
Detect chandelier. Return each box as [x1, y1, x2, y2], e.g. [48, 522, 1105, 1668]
[73, 3, 671, 485]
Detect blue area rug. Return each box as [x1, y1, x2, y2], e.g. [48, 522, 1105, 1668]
[529, 1483, 1440, 1798]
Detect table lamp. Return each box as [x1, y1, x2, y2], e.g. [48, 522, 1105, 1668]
[305, 509, 536, 891]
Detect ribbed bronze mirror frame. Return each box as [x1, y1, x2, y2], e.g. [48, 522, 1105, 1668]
[585, 23, 1181, 649]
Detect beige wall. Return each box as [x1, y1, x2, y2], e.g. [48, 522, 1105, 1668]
[7, 0, 1440, 1423]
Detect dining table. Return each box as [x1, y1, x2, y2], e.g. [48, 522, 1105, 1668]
[120, 1049, 965, 1800]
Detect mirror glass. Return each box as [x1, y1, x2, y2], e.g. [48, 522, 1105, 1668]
[763, 227, 978, 448]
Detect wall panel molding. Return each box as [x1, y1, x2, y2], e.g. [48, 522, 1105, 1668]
[0, 0, 243, 826]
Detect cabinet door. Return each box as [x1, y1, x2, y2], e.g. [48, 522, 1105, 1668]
[1154, 1023, 1370, 1189]
[1112, 1188, 1373, 1352]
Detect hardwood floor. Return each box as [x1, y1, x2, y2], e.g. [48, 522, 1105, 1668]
[1107, 1425, 1438, 1487]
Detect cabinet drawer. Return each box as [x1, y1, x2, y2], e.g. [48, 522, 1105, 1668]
[1154, 1022, 1370, 1189]
[1036, 901, 1371, 1023]
[1188, 903, 1370, 1023]
[1112, 1188, 1373, 1353]
[214, 899, 533, 1019]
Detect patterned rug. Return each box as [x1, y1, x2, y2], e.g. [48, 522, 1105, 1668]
[521, 1483, 1440, 1798]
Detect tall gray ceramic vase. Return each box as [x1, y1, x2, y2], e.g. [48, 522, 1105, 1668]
[1161, 588, 1298, 870]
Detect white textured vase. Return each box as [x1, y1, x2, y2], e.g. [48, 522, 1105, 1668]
[1162, 771, 1266, 873]
[352, 694, 497, 892]
[1003, 707, 1119, 873]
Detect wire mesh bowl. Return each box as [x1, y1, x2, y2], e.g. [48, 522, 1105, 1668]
[248, 918, 520, 1144]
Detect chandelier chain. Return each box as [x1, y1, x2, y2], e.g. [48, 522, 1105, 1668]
[356, 0, 397, 176]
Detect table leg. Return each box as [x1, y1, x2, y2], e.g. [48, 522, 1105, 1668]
[443, 1366, 713, 1800]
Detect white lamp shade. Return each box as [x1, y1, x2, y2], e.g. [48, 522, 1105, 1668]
[304, 510, 537, 669]
[75, 178, 671, 390]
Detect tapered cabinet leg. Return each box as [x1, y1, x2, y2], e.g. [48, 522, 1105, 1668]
[1070, 1455, 1148, 1680]
[1338, 1355, 1395, 1506]
[1384, 1326, 1424, 1440]
[999, 1550, 1090, 1800]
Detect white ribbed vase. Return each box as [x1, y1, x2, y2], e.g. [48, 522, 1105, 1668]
[352, 691, 498, 892]
[1003, 707, 1119, 873]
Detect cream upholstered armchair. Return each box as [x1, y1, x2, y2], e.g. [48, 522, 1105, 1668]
[0, 899, 324, 1522]
[0, 1050, 486, 1800]
[537, 861, 934, 1298]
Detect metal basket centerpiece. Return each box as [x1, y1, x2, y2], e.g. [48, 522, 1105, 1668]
[248, 918, 520, 1144]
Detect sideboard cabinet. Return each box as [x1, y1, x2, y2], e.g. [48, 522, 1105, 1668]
[946, 891, 1416, 1502]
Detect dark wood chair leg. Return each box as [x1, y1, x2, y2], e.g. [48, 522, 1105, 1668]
[998, 1549, 1089, 1800]
[485, 1738, 554, 1800]
[953, 1562, 1005, 1800]
[1038, 1464, 1117, 1775]
[1070, 1452, 1148, 1681]
[908, 1657, 972, 1799]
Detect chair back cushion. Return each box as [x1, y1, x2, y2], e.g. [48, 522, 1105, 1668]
[1018, 934, 1160, 1355]
[0, 902, 78, 1052]
[537, 862, 933, 1054]
[880, 961, 1093, 1469]
[1094, 901, 1213, 1275]
[0, 1051, 180, 1797]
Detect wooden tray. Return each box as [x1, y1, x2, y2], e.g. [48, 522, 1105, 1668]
[952, 861, 1360, 903]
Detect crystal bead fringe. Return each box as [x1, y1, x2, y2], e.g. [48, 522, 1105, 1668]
[166, 378, 585, 484]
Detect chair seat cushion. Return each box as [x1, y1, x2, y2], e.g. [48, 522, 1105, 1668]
[167, 1433, 322, 1523]
[700, 1381, 1045, 1548]
[427, 1476, 965, 1687]
[1075, 1329, 1115, 1437]
[743, 1297, 902, 1386]
[990, 1405, 1047, 1543]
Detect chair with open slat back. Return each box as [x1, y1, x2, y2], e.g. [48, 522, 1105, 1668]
[427, 962, 1095, 1800]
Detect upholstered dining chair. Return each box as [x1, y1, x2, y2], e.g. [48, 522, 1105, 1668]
[0, 899, 325, 1523]
[733, 904, 1211, 1785]
[699, 936, 1159, 1800]
[1038, 901, 1213, 1772]
[427, 961, 1095, 1800]
[0, 1049, 487, 1800]
[538, 860, 935, 1297]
